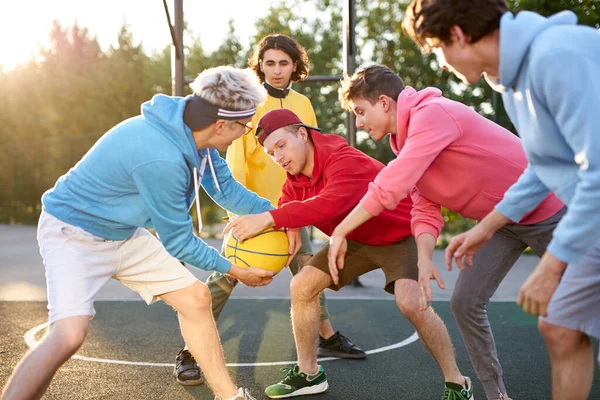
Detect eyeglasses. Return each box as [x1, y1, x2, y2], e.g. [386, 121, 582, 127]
[235, 121, 254, 135]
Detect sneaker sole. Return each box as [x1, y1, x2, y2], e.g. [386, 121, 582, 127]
[175, 374, 205, 386]
[317, 348, 367, 359]
[266, 381, 329, 398]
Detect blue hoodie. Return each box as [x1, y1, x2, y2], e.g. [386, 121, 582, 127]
[42, 94, 273, 273]
[490, 11, 600, 264]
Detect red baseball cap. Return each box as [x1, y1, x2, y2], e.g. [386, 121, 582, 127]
[256, 109, 320, 146]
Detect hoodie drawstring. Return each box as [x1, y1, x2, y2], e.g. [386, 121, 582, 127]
[206, 151, 221, 192]
[193, 150, 221, 234]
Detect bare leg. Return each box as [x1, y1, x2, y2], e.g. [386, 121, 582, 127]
[289, 266, 333, 374]
[160, 281, 238, 399]
[2, 316, 90, 400]
[539, 320, 595, 399]
[294, 253, 336, 340]
[395, 279, 465, 386]
[319, 320, 335, 339]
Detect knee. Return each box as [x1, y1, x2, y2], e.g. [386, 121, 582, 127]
[393, 280, 421, 320]
[450, 289, 483, 316]
[49, 318, 89, 354]
[176, 283, 212, 317]
[395, 290, 420, 321]
[290, 267, 322, 302]
[538, 320, 587, 354]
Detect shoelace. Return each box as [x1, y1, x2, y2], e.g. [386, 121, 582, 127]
[443, 386, 468, 400]
[278, 366, 302, 383]
[214, 387, 256, 400]
[240, 388, 256, 400]
[338, 334, 354, 348]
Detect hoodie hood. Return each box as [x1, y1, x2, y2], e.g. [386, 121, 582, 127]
[141, 94, 201, 171]
[496, 10, 578, 90]
[286, 130, 349, 189]
[392, 86, 442, 153]
[141, 94, 222, 233]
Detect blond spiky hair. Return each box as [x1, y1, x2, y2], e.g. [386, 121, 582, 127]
[190, 66, 267, 111]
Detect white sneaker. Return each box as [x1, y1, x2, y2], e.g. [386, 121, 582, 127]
[214, 387, 257, 400]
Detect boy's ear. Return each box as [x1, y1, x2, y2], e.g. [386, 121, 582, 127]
[298, 127, 309, 143]
[379, 95, 391, 112]
[214, 120, 226, 134]
[450, 25, 471, 47]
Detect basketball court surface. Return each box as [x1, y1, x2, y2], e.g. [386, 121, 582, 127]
[1, 225, 599, 399]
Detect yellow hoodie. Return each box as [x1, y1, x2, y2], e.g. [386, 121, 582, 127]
[225, 88, 317, 209]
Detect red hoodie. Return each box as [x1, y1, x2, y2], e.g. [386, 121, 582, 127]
[269, 131, 413, 245]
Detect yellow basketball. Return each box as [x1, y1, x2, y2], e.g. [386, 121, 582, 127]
[224, 228, 289, 273]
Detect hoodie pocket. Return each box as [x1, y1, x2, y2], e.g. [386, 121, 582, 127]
[461, 190, 503, 220]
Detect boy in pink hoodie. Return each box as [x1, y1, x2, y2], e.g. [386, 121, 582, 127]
[329, 64, 565, 400]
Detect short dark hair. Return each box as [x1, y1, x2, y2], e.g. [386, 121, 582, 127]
[403, 0, 508, 51]
[338, 64, 405, 110]
[248, 34, 310, 83]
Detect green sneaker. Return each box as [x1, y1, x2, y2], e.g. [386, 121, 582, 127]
[443, 376, 474, 400]
[264, 365, 328, 398]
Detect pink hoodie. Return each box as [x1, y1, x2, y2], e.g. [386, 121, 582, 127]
[360, 87, 564, 240]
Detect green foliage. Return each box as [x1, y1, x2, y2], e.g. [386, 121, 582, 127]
[510, 0, 599, 27]
[2, 1, 598, 234]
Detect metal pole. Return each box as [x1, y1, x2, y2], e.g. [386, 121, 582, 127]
[172, 0, 184, 96]
[343, 0, 357, 147]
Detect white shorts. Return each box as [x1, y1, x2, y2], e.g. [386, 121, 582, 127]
[38, 211, 198, 324]
[542, 237, 600, 363]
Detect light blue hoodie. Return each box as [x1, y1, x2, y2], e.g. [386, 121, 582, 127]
[42, 94, 273, 273]
[491, 11, 600, 264]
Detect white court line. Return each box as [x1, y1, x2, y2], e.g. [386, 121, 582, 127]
[24, 323, 419, 368]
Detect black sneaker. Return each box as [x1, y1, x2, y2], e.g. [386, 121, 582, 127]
[317, 331, 366, 359]
[174, 348, 204, 386]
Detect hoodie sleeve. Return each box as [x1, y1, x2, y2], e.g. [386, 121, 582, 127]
[529, 48, 600, 264]
[410, 187, 444, 240]
[130, 160, 231, 273]
[360, 103, 462, 216]
[269, 156, 371, 229]
[494, 164, 550, 222]
[202, 149, 274, 215]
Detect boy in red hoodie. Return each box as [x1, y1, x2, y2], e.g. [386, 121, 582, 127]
[225, 108, 473, 399]
[330, 64, 565, 400]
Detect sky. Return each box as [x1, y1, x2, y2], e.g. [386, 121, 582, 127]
[0, 0, 280, 71]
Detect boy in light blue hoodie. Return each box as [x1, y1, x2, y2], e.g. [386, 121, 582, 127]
[403, 1, 600, 399]
[2, 66, 279, 400]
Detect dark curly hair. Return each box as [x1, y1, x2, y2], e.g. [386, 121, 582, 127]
[248, 34, 310, 83]
[403, 0, 508, 52]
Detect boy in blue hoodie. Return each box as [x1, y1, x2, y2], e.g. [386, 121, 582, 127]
[403, 1, 600, 399]
[1, 66, 278, 400]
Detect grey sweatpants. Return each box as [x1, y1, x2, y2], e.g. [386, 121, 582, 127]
[451, 208, 565, 399]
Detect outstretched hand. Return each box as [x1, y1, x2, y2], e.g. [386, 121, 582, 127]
[285, 228, 302, 266]
[417, 259, 446, 311]
[223, 212, 274, 242]
[445, 225, 493, 271]
[229, 264, 276, 287]
[327, 234, 348, 286]
[517, 252, 566, 317]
